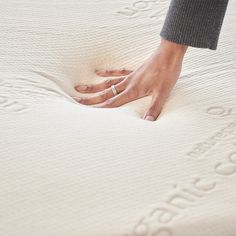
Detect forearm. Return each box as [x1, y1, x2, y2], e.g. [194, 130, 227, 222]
[160, 0, 229, 50]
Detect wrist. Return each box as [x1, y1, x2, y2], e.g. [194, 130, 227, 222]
[149, 38, 187, 68]
[159, 38, 188, 57]
[144, 38, 188, 72]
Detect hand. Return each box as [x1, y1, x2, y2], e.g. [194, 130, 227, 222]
[73, 39, 188, 121]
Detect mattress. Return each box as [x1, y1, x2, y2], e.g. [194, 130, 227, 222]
[0, 0, 236, 235]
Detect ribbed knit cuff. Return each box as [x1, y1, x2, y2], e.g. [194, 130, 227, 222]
[160, 0, 229, 50]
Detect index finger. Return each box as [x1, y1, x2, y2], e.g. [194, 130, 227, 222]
[95, 69, 133, 77]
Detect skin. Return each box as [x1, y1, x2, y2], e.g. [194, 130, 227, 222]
[73, 38, 188, 121]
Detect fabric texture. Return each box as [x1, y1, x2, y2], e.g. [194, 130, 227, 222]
[160, 0, 229, 49]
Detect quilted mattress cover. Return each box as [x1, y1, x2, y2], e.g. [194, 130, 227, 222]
[0, 0, 236, 236]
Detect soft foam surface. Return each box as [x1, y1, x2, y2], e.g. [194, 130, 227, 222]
[0, 1, 236, 236]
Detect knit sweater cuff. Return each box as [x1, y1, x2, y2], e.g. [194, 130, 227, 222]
[160, 0, 229, 50]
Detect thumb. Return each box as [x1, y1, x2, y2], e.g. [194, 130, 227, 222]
[143, 94, 164, 121]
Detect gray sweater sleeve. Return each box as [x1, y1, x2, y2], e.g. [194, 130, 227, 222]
[160, 0, 229, 50]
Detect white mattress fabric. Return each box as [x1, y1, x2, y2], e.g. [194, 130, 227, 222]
[0, 1, 236, 236]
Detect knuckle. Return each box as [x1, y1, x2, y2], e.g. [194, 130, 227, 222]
[122, 75, 132, 87]
[100, 89, 110, 99]
[104, 79, 112, 87]
[104, 98, 114, 106]
[121, 68, 126, 73]
[105, 70, 111, 75]
[100, 90, 107, 96]
[85, 85, 91, 91]
[79, 98, 86, 104]
[124, 75, 132, 82]
[126, 86, 139, 99]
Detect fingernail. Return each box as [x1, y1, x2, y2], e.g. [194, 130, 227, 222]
[76, 85, 87, 91]
[145, 115, 155, 121]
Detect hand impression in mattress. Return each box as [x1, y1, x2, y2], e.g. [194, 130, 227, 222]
[73, 38, 188, 122]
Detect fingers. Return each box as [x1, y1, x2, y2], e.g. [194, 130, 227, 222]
[75, 77, 125, 93]
[95, 69, 133, 77]
[92, 87, 137, 108]
[143, 93, 165, 121]
[73, 79, 127, 105]
[74, 68, 132, 93]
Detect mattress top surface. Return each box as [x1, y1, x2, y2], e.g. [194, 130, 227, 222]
[0, 1, 236, 236]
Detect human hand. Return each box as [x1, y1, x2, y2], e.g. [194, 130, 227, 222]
[73, 39, 187, 121]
